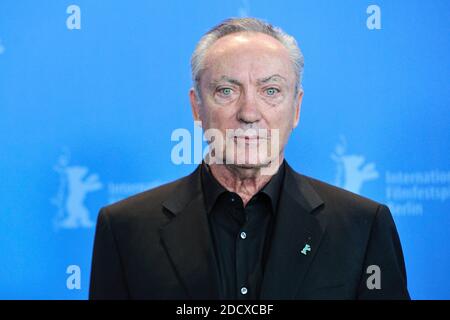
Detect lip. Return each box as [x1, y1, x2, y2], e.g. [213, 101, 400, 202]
[233, 136, 266, 144]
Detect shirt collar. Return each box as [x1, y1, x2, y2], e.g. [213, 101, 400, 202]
[200, 160, 286, 213]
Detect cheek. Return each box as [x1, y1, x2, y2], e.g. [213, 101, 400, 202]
[267, 106, 292, 128]
[266, 106, 295, 139]
[201, 107, 231, 130]
[207, 103, 239, 124]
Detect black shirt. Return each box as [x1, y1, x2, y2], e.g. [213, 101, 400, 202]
[201, 161, 285, 299]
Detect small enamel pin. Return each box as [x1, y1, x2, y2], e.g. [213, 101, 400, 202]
[301, 244, 311, 256]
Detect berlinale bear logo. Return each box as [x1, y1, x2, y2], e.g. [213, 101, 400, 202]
[52, 149, 102, 229]
[331, 135, 379, 194]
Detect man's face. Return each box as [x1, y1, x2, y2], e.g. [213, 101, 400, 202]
[190, 32, 303, 169]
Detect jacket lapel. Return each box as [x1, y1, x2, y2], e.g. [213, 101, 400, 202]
[260, 163, 326, 299]
[160, 165, 220, 299]
[159, 162, 326, 300]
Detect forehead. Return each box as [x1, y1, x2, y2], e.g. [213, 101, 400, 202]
[202, 32, 295, 83]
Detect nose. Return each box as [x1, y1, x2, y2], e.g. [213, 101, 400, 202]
[236, 90, 262, 125]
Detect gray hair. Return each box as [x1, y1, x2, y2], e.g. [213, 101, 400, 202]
[191, 17, 304, 100]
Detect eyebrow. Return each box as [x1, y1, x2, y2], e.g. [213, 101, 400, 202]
[209, 76, 242, 88]
[256, 74, 288, 85]
[209, 74, 288, 89]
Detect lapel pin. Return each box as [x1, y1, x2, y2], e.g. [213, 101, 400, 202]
[301, 244, 311, 256]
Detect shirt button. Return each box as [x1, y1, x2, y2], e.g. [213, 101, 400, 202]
[240, 231, 247, 240]
[241, 287, 248, 295]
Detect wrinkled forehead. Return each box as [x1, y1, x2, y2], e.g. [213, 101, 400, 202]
[201, 32, 296, 85]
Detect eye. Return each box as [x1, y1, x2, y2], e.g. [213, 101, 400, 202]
[218, 87, 233, 96]
[265, 87, 280, 96]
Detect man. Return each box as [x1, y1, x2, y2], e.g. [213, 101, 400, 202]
[89, 18, 410, 299]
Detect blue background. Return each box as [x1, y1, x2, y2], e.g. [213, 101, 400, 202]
[0, 0, 449, 299]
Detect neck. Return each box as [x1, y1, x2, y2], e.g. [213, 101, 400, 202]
[208, 156, 284, 207]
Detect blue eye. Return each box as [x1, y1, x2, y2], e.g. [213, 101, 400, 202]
[265, 88, 280, 96]
[220, 88, 233, 95]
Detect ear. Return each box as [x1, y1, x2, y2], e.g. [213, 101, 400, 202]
[189, 88, 202, 123]
[293, 89, 304, 129]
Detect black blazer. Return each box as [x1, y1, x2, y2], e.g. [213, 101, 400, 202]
[89, 162, 410, 300]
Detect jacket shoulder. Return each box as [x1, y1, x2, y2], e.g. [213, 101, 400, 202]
[298, 173, 384, 224]
[99, 169, 196, 222]
[304, 174, 381, 207]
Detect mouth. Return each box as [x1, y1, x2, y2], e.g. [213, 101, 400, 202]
[233, 136, 266, 144]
